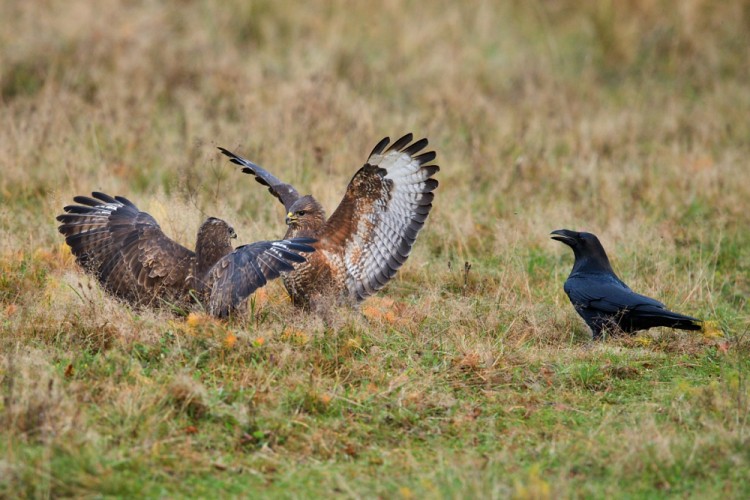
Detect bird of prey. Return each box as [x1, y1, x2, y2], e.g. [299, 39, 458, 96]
[57, 192, 316, 317]
[219, 133, 439, 309]
[551, 229, 702, 339]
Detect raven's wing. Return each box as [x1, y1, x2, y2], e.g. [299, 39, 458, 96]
[319, 134, 439, 301]
[564, 274, 667, 314]
[203, 238, 316, 317]
[57, 192, 195, 305]
[218, 147, 301, 211]
[565, 274, 701, 332]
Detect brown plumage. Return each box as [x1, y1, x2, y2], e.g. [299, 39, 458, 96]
[219, 133, 439, 308]
[57, 192, 316, 317]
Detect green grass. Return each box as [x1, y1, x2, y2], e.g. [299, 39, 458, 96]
[2, 0, 750, 497]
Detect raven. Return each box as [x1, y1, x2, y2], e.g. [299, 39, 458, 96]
[551, 229, 702, 339]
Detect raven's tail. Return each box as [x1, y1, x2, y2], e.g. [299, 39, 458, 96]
[640, 308, 703, 331]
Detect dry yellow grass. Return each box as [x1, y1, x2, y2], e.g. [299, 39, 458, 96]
[1, 0, 749, 497]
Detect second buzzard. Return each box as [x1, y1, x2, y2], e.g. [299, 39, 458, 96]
[57, 192, 315, 317]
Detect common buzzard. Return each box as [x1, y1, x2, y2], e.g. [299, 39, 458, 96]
[57, 192, 316, 317]
[219, 133, 439, 308]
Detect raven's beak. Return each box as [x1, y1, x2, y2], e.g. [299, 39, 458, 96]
[285, 212, 297, 226]
[551, 229, 577, 246]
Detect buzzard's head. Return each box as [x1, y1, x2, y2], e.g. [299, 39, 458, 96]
[286, 195, 326, 231]
[195, 217, 237, 275]
[198, 217, 237, 247]
[195, 217, 237, 254]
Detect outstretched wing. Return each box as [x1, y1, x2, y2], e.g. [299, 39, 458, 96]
[204, 238, 316, 318]
[321, 133, 439, 301]
[218, 147, 301, 211]
[56, 192, 195, 305]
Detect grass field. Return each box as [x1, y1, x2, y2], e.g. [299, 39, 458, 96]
[2, 0, 749, 497]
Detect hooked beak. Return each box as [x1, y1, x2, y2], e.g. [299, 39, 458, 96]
[229, 228, 238, 239]
[550, 229, 577, 246]
[285, 212, 297, 226]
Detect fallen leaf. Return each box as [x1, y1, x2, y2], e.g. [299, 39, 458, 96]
[319, 393, 332, 405]
[634, 336, 653, 346]
[717, 341, 730, 354]
[701, 320, 724, 339]
[186, 312, 204, 328]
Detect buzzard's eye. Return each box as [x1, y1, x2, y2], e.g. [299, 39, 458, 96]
[297, 210, 306, 216]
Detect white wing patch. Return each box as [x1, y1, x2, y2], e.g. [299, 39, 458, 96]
[342, 134, 439, 300]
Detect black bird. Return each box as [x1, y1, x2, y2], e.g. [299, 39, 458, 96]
[551, 229, 702, 339]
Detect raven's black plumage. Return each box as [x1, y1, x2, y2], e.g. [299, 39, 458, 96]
[551, 229, 702, 339]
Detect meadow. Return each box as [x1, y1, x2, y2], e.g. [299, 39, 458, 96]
[1, 0, 749, 497]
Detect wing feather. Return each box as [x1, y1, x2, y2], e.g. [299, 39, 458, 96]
[321, 134, 439, 301]
[368, 136, 391, 157]
[90, 192, 119, 204]
[218, 147, 301, 211]
[386, 133, 414, 153]
[204, 238, 316, 317]
[57, 192, 195, 305]
[565, 275, 667, 313]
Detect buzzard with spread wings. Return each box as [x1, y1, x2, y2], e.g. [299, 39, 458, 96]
[57, 192, 315, 317]
[219, 133, 439, 308]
